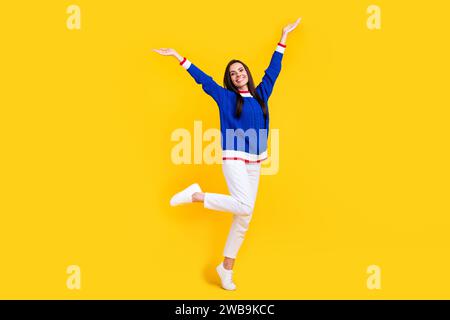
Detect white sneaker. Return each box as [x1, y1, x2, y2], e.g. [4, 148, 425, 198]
[170, 183, 202, 206]
[216, 263, 237, 291]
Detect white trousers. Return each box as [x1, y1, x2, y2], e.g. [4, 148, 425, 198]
[204, 160, 262, 259]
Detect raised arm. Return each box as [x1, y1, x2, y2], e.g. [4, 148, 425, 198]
[152, 48, 228, 106]
[256, 17, 302, 102]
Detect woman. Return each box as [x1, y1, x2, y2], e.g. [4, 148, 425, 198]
[153, 17, 301, 290]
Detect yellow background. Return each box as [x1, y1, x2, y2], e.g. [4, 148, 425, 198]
[1, 0, 449, 299]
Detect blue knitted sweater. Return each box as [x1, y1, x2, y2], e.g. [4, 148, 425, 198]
[180, 42, 286, 163]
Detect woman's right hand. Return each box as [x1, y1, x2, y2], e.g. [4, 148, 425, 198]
[152, 48, 184, 63]
[153, 48, 183, 62]
[153, 48, 177, 56]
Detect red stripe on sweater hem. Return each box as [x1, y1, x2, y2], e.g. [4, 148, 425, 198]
[277, 43, 286, 48]
[180, 57, 187, 65]
[222, 157, 267, 163]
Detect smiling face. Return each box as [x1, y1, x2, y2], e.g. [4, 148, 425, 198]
[229, 62, 249, 90]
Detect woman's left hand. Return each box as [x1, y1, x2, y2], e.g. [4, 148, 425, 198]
[282, 17, 302, 35]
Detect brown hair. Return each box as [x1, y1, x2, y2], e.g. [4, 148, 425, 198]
[223, 60, 268, 119]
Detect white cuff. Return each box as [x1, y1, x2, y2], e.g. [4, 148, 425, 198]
[275, 44, 285, 54]
[180, 57, 192, 70]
